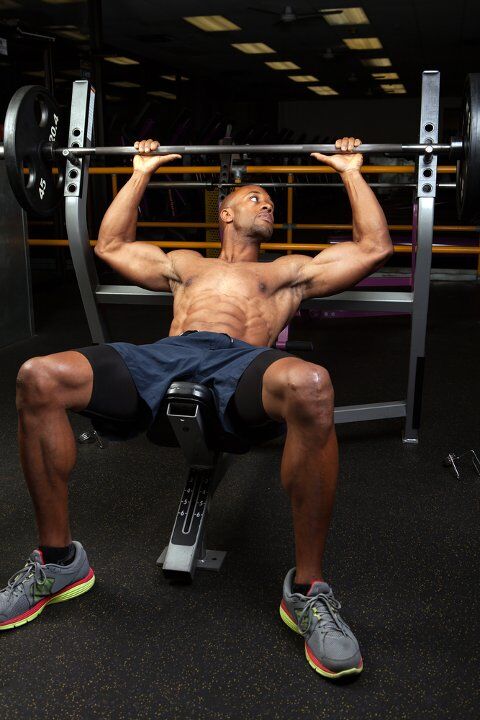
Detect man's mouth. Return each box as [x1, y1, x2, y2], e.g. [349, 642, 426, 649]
[257, 213, 273, 223]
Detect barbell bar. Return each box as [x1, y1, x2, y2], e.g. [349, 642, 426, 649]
[0, 142, 460, 160]
[86, 142, 450, 155]
[1, 75, 480, 219]
[148, 181, 456, 189]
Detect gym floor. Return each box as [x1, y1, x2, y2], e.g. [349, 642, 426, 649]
[0, 273, 479, 719]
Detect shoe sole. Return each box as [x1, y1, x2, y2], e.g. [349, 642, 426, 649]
[279, 601, 363, 680]
[0, 567, 95, 631]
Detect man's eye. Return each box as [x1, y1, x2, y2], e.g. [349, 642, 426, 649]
[250, 196, 258, 202]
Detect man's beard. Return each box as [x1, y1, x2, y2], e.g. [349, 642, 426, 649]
[250, 219, 274, 240]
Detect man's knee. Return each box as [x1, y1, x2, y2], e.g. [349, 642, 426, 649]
[264, 358, 334, 425]
[16, 357, 61, 409]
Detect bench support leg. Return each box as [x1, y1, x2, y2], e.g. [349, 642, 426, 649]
[157, 455, 232, 581]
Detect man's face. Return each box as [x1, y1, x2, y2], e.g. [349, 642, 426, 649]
[226, 186, 275, 240]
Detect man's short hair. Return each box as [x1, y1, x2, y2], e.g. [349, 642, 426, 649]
[219, 185, 265, 240]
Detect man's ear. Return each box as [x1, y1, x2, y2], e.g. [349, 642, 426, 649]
[220, 207, 233, 224]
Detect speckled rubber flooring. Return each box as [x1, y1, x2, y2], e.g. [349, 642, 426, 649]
[0, 274, 479, 719]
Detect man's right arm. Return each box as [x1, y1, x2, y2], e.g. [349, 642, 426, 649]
[95, 140, 181, 291]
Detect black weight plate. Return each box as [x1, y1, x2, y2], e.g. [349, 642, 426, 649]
[456, 74, 480, 222]
[4, 85, 64, 216]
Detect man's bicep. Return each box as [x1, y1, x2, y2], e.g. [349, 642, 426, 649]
[298, 242, 387, 298]
[94, 241, 175, 291]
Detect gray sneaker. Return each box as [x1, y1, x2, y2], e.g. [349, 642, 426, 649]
[280, 568, 363, 679]
[0, 540, 95, 631]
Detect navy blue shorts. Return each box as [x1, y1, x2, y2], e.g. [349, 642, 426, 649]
[76, 331, 292, 442]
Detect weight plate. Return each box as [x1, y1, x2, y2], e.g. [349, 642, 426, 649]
[4, 85, 64, 216]
[456, 74, 480, 222]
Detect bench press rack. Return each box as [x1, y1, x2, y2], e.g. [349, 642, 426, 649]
[63, 71, 443, 444]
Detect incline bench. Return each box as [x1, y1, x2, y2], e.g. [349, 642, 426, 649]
[147, 380, 253, 583]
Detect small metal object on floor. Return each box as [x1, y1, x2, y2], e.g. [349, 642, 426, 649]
[443, 450, 480, 479]
[77, 428, 105, 449]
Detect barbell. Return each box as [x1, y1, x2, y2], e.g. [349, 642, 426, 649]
[1, 75, 479, 220]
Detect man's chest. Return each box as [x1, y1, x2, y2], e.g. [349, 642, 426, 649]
[176, 259, 296, 298]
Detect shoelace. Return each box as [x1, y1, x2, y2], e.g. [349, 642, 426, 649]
[1, 558, 47, 597]
[297, 592, 348, 638]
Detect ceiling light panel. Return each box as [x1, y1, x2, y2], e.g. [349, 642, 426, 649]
[288, 75, 318, 82]
[42, 0, 85, 4]
[372, 72, 399, 80]
[381, 83, 407, 94]
[361, 57, 392, 67]
[105, 56, 139, 65]
[322, 7, 369, 25]
[308, 86, 339, 96]
[148, 90, 177, 99]
[343, 37, 382, 50]
[109, 81, 141, 88]
[265, 61, 300, 70]
[161, 75, 189, 81]
[184, 16, 240, 31]
[232, 43, 276, 54]
[56, 29, 89, 41]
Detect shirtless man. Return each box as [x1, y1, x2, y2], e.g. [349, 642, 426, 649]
[0, 136, 392, 679]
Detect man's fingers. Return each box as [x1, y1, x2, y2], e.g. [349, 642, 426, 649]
[334, 137, 362, 152]
[347, 137, 362, 151]
[133, 139, 160, 154]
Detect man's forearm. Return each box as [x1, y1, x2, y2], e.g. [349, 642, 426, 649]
[96, 170, 151, 252]
[341, 169, 393, 253]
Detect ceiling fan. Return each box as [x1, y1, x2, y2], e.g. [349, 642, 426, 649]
[248, 5, 343, 24]
[248, 5, 349, 59]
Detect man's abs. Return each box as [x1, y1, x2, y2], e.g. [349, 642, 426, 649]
[169, 292, 295, 346]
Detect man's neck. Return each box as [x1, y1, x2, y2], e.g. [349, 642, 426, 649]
[218, 233, 260, 263]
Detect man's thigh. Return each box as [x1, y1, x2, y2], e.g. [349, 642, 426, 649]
[230, 349, 294, 427]
[74, 344, 148, 426]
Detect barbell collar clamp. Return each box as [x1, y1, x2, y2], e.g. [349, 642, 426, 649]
[449, 136, 463, 159]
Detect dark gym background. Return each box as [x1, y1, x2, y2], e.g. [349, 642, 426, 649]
[0, 2, 479, 718]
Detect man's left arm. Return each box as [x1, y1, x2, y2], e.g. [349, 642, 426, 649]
[294, 137, 394, 299]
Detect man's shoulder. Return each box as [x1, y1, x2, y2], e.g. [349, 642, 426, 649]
[270, 253, 310, 274]
[168, 249, 203, 259]
[271, 253, 310, 265]
[168, 248, 204, 267]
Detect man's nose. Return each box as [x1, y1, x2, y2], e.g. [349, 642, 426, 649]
[261, 203, 273, 212]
